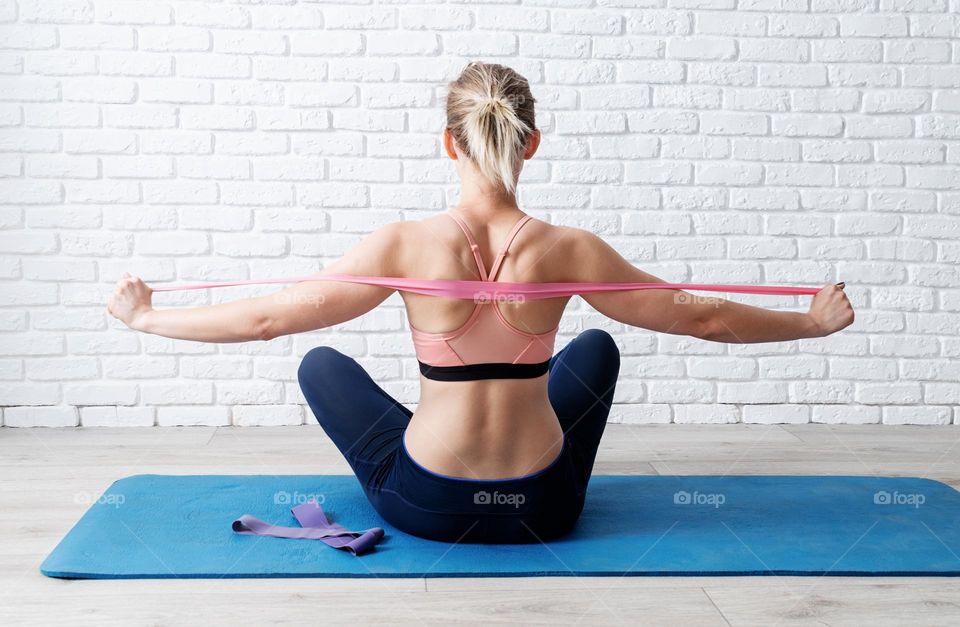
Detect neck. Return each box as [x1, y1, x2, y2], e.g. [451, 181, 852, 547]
[456, 178, 519, 215]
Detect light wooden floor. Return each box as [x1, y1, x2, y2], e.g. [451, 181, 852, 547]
[2, 423, 959, 627]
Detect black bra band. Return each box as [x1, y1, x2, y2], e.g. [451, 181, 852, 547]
[418, 359, 551, 382]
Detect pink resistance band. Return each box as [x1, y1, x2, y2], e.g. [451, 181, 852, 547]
[150, 273, 823, 298]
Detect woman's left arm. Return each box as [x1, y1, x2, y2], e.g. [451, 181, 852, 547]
[107, 222, 405, 343]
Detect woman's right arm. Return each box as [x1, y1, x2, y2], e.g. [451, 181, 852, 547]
[570, 230, 854, 343]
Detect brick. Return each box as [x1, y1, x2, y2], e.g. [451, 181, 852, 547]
[80, 406, 154, 427]
[157, 406, 229, 427]
[4, 406, 77, 427]
[742, 405, 809, 424]
[232, 404, 304, 427]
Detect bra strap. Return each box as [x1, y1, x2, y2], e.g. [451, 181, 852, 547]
[488, 215, 533, 281]
[446, 212, 488, 281]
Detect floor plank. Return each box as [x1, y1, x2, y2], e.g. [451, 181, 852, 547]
[705, 581, 960, 626]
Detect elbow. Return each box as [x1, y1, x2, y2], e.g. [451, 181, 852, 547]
[255, 315, 278, 342]
[691, 313, 721, 342]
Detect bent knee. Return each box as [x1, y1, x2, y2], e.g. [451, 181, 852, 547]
[580, 329, 619, 356]
[298, 346, 350, 384]
[578, 329, 621, 375]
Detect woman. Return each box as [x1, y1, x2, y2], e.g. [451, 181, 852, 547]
[107, 62, 854, 543]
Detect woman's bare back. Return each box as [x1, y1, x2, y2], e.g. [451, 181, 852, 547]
[398, 209, 574, 480]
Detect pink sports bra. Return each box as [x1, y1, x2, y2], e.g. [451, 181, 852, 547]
[410, 212, 557, 381]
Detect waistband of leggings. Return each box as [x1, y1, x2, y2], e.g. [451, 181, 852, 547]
[399, 430, 568, 487]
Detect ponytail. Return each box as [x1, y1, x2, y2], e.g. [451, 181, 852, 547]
[445, 62, 537, 196]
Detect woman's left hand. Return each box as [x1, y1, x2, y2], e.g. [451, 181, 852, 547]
[106, 272, 153, 330]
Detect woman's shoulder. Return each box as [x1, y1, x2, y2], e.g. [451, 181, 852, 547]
[396, 213, 602, 272]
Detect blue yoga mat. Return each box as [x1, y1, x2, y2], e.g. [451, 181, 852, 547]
[41, 474, 960, 578]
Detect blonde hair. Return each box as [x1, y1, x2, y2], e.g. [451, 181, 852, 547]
[445, 61, 537, 196]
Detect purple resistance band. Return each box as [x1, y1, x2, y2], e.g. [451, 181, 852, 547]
[232, 500, 384, 556]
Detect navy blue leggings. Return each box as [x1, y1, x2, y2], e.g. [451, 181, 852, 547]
[298, 329, 620, 543]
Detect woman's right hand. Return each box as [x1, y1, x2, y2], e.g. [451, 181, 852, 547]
[107, 272, 153, 331]
[807, 282, 854, 337]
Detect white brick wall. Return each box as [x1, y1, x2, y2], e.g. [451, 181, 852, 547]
[1, 1, 958, 427]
